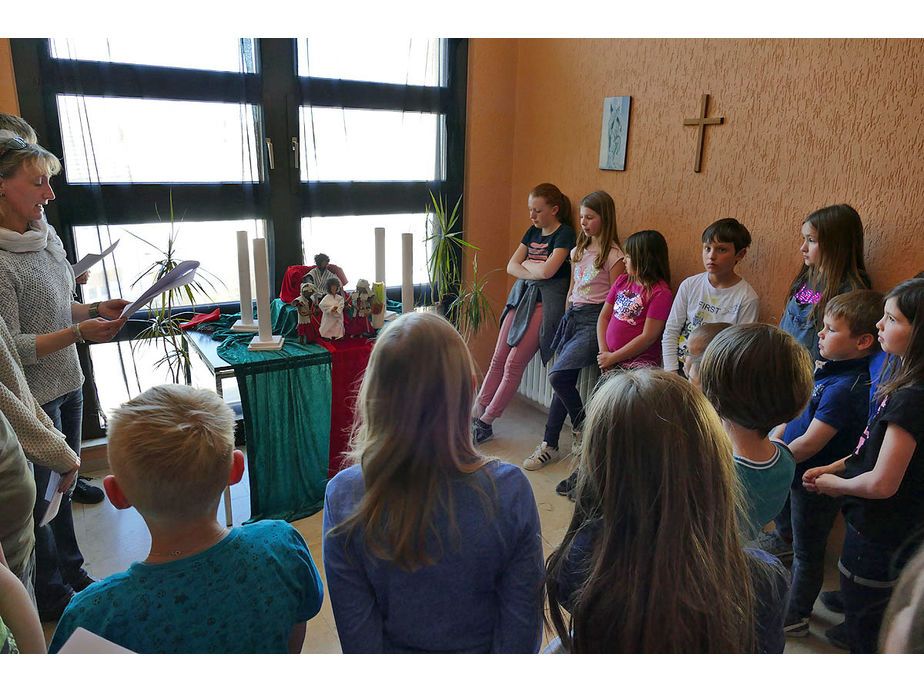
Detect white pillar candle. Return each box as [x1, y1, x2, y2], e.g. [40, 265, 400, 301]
[248, 236, 284, 350]
[374, 226, 385, 283]
[401, 232, 414, 314]
[231, 230, 258, 332]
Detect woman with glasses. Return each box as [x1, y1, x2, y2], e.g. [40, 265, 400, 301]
[0, 132, 128, 621]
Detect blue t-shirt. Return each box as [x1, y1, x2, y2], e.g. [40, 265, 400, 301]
[49, 520, 323, 654]
[783, 356, 871, 477]
[735, 442, 796, 540]
[322, 460, 544, 653]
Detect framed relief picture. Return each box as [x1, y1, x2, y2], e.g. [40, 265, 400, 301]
[599, 96, 630, 171]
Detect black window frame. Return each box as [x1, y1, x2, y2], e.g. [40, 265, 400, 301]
[10, 37, 467, 438]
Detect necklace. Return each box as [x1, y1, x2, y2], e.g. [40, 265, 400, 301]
[146, 527, 229, 559]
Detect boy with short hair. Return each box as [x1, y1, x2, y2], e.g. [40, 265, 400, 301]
[699, 324, 814, 540]
[682, 321, 732, 389]
[48, 384, 324, 654]
[771, 289, 883, 638]
[662, 218, 760, 374]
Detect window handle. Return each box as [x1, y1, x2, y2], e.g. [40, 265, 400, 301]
[291, 136, 299, 169]
[265, 137, 275, 170]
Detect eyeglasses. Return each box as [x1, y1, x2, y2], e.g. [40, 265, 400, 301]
[0, 137, 28, 159]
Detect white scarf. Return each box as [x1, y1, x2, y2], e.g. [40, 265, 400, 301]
[0, 219, 68, 263]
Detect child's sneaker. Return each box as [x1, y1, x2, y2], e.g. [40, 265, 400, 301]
[472, 419, 493, 445]
[556, 470, 578, 497]
[783, 615, 809, 637]
[748, 529, 794, 559]
[523, 442, 561, 471]
[819, 590, 844, 614]
[825, 622, 849, 650]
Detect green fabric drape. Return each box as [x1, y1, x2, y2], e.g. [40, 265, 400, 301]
[215, 300, 332, 523]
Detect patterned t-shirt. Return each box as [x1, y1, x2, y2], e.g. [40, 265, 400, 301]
[569, 244, 624, 305]
[604, 276, 673, 367]
[48, 520, 324, 654]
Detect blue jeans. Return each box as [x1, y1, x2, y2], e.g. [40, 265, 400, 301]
[838, 523, 911, 654]
[786, 482, 842, 618]
[544, 368, 583, 449]
[33, 388, 87, 611]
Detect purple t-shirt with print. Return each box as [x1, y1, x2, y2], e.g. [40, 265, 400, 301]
[605, 276, 673, 367]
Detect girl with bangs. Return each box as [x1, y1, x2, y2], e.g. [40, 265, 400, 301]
[322, 311, 544, 653]
[545, 369, 789, 653]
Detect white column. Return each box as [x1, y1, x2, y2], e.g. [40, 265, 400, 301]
[248, 237, 284, 350]
[401, 232, 414, 314]
[231, 230, 258, 332]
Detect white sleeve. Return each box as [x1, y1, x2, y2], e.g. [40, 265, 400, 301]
[737, 283, 761, 323]
[661, 277, 691, 372]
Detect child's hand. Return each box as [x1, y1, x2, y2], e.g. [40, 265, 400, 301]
[597, 351, 617, 371]
[813, 473, 844, 497]
[802, 464, 827, 492]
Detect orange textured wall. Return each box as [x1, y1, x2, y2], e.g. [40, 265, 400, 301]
[0, 39, 20, 114]
[464, 38, 924, 371]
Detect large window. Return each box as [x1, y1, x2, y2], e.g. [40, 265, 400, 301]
[12, 38, 467, 434]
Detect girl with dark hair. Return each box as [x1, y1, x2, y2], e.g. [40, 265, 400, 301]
[472, 183, 576, 444]
[805, 277, 924, 653]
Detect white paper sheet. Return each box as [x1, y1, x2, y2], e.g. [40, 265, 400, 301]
[119, 260, 200, 319]
[57, 627, 135, 654]
[40, 471, 63, 527]
[71, 239, 120, 277]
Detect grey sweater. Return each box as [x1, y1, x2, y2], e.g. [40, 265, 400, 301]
[0, 224, 83, 404]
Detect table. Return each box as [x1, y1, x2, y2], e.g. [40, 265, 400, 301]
[185, 304, 373, 524]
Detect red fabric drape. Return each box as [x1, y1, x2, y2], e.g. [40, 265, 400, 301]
[317, 337, 374, 478]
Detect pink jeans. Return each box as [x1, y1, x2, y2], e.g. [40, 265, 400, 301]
[477, 304, 543, 420]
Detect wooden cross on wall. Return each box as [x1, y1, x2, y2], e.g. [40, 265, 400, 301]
[683, 93, 724, 173]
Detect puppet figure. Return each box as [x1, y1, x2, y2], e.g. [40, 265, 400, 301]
[303, 253, 347, 304]
[349, 278, 375, 337]
[292, 281, 318, 344]
[319, 276, 345, 340]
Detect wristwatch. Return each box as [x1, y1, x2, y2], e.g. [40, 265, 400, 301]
[71, 323, 85, 344]
[88, 301, 101, 319]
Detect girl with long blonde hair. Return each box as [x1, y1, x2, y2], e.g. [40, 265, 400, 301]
[323, 311, 544, 653]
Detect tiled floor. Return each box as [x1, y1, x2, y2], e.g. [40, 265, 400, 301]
[59, 395, 846, 654]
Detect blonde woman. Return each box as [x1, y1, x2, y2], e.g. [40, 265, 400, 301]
[546, 369, 790, 653]
[323, 312, 544, 653]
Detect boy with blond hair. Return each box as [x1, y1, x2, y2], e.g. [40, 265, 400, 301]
[699, 324, 814, 540]
[49, 385, 323, 653]
[771, 289, 883, 640]
[682, 321, 733, 389]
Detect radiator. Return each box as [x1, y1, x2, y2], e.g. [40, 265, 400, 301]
[516, 353, 600, 410]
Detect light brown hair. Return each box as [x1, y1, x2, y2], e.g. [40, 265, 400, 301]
[700, 323, 813, 437]
[825, 289, 883, 341]
[546, 369, 762, 653]
[0, 114, 37, 144]
[330, 311, 488, 571]
[573, 190, 622, 272]
[880, 542, 924, 652]
[106, 385, 235, 521]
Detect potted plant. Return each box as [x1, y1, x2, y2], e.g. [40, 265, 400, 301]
[127, 191, 221, 384]
[424, 191, 497, 339]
